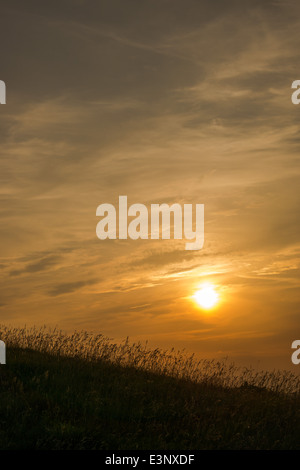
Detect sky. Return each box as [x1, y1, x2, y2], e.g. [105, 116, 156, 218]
[0, 0, 299, 371]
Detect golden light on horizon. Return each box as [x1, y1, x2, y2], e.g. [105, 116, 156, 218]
[194, 284, 219, 309]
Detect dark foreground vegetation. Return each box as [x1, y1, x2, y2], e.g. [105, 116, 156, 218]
[0, 347, 299, 450]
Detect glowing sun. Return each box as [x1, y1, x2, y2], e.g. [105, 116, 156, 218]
[194, 284, 219, 309]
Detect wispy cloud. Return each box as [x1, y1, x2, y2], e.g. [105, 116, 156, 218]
[10, 255, 61, 276]
[48, 279, 97, 297]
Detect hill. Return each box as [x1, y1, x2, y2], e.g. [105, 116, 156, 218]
[0, 346, 299, 450]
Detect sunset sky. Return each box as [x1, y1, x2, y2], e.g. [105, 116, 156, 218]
[0, 0, 299, 371]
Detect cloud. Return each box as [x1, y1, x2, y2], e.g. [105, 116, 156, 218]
[129, 248, 195, 268]
[48, 279, 97, 296]
[10, 255, 60, 276]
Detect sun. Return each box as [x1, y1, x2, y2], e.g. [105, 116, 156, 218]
[194, 284, 219, 309]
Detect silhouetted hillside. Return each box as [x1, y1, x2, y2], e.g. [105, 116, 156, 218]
[0, 347, 299, 450]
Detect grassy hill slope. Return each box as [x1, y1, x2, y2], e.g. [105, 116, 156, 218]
[0, 347, 299, 450]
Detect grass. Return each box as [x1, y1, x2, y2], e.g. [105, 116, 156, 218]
[0, 325, 299, 450]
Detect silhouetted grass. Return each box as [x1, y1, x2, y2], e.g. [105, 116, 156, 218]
[0, 326, 299, 449]
[1, 325, 299, 393]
